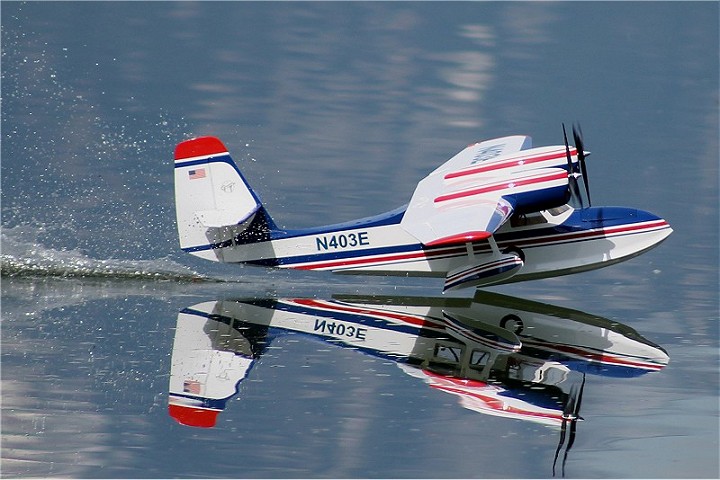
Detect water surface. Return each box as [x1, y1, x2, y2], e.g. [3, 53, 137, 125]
[2, 2, 718, 478]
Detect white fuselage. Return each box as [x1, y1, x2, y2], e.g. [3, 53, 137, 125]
[198, 204, 672, 286]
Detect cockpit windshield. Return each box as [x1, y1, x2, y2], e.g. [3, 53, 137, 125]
[510, 204, 572, 228]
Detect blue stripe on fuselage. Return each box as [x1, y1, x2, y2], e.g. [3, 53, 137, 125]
[266, 205, 408, 241]
[495, 206, 657, 244]
[179, 206, 423, 259]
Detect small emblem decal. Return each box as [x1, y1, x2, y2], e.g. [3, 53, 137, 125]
[188, 168, 206, 180]
[471, 144, 505, 164]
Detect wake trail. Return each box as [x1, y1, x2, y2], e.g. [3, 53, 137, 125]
[1, 225, 229, 283]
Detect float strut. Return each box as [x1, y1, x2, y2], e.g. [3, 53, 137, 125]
[488, 236, 501, 256]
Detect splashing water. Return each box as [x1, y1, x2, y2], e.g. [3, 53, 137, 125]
[1, 224, 217, 282]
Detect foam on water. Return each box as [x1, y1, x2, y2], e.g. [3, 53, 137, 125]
[1, 224, 218, 282]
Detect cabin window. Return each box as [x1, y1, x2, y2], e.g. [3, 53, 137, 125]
[470, 350, 491, 370]
[510, 211, 547, 227]
[511, 204, 571, 227]
[433, 344, 463, 364]
[547, 204, 571, 216]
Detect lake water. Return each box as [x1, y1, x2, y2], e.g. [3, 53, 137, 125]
[2, 2, 718, 478]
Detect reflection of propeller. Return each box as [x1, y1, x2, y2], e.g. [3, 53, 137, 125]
[553, 373, 586, 478]
[562, 124, 584, 208]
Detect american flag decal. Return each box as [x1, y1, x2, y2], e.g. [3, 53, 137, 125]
[188, 168, 206, 180]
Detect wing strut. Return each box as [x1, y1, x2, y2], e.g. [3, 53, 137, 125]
[488, 235, 501, 256]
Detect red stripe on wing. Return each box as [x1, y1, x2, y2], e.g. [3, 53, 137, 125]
[425, 231, 492, 247]
[435, 171, 567, 203]
[444, 148, 576, 180]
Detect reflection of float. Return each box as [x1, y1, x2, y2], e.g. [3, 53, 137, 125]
[168, 290, 668, 434]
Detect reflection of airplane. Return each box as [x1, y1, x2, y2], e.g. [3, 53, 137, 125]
[173, 126, 672, 291]
[168, 291, 668, 434]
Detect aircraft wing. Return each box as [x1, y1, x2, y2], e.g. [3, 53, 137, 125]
[426, 135, 532, 176]
[401, 137, 569, 247]
[400, 171, 517, 247]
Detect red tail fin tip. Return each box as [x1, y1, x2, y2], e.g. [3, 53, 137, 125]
[174, 136, 229, 161]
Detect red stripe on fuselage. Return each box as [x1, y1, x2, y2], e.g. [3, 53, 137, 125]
[511, 220, 670, 248]
[293, 246, 459, 271]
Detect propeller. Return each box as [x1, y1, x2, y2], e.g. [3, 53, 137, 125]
[572, 124, 591, 207]
[562, 124, 584, 208]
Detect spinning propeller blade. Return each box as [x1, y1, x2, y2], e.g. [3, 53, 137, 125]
[562, 123, 583, 208]
[572, 124, 591, 207]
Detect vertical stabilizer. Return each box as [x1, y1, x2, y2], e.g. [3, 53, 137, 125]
[173, 136, 266, 261]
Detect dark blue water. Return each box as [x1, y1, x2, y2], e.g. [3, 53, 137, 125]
[2, 2, 718, 478]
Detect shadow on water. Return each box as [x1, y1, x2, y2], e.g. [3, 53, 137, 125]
[170, 289, 669, 477]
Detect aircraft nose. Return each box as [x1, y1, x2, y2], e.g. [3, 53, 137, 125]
[582, 207, 671, 229]
[634, 208, 673, 236]
[634, 208, 662, 222]
[581, 206, 637, 223]
[580, 207, 672, 249]
[621, 207, 674, 251]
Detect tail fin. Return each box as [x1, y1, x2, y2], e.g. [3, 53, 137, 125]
[174, 136, 274, 261]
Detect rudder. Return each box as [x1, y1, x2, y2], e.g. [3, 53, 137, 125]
[174, 136, 267, 261]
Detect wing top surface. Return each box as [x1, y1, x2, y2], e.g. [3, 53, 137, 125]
[428, 135, 532, 176]
[400, 171, 517, 247]
[401, 136, 572, 247]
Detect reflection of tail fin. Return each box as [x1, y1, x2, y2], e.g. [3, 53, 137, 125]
[169, 303, 262, 428]
[173, 137, 276, 261]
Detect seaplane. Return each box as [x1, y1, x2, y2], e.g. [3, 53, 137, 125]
[174, 125, 672, 291]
